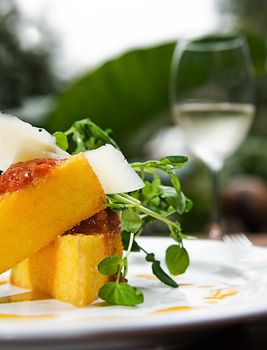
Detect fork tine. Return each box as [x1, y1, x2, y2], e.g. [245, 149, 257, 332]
[234, 235, 244, 246]
[228, 234, 241, 245]
[222, 233, 252, 248]
[222, 235, 232, 244]
[222, 233, 267, 264]
[232, 234, 244, 245]
[234, 233, 252, 247]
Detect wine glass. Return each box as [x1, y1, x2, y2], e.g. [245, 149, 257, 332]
[171, 34, 255, 239]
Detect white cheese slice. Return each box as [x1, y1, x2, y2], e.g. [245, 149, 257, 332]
[0, 113, 144, 194]
[0, 112, 68, 171]
[84, 144, 144, 194]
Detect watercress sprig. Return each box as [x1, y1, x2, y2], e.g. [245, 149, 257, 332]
[121, 231, 178, 288]
[54, 118, 119, 154]
[98, 232, 144, 306]
[54, 118, 193, 307]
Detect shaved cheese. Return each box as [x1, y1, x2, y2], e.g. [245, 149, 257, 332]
[0, 113, 144, 194]
[0, 113, 68, 170]
[84, 145, 144, 194]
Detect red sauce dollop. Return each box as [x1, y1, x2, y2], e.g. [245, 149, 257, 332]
[65, 208, 120, 235]
[0, 158, 62, 194]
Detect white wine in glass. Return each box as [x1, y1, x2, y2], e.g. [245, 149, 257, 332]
[173, 102, 254, 171]
[171, 35, 255, 238]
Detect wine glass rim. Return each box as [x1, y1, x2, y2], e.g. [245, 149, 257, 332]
[184, 34, 246, 52]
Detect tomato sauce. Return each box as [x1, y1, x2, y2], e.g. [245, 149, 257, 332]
[0, 158, 62, 194]
[65, 208, 120, 235]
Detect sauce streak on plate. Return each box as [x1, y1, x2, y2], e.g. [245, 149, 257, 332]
[0, 291, 51, 304]
[205, 288, 237, 300]
[153, 306, 196, 314]
[135, 274, 158, 281]
[0, 291, 54, 319]
[135, 274, 193, 286]
[0, 313, 54, 319]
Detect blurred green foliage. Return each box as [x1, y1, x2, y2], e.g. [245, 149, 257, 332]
[225, 136, 267, 180]
[0, 0, 267, 233]
[0, 2, 56, 109]
[47, 30, 267, 154]
[245, 31, 266, 77]
[46, 27, 267, 233]
[221, 0, 267, 35]
[47, 43, 175, 157]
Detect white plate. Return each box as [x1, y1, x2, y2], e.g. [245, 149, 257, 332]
[0, 237, 267, 349]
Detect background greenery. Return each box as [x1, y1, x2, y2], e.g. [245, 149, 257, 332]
[46, 43, 175, 158]
[2, 0, 267, 233]
[0, 4, 56, 109]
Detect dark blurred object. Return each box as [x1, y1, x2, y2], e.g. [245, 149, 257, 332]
[224, 136, 267, 179]
[220, 0, 267, 136]
[180, 136, 267, 234]
[0, 0, 56, 109]
[222, 176, 267, 233]
[222, 136, 267, 233]
[222, 0, 267, 35]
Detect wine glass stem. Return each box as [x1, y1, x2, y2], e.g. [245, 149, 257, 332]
[211, 169, 220, 223]
[209, 169, 223, 239]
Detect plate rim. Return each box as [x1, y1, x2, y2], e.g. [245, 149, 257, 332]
[0, 236, 267, 343]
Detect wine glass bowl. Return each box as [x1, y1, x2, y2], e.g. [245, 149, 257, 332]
[171, 34, 255, 237]
[173, 102, 254, 171]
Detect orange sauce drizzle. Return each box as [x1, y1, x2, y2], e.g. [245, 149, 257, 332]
[0, 291, 54, 319]
[135, 274, 158, 280]
[0, 291, 51, 304]
[0, 281, 8, 286]
[205, 300, 218, 304]
[153, 306, 195, 314]
[0, 313, 54, 319]
[135, 274, 194, 287]
[205, 288, 237, 300]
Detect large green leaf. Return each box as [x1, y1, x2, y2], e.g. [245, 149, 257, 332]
[45, 32, 264, 158]
[46, 42, 175, 157]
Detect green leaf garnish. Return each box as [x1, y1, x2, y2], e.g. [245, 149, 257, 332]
[160, 155, 188, 167]
[98, 256, 122, 276]
[121, 231, 140, 252]
[53, 131, 69, 151]
[121, 208, 142, 233]
[166, 245, 190, 275]
[56, 118, 193, 306]
[138, 245, 178, 287]
[152, 261, 178, 288]
[64, 118, 119, 153]
[145, 253, 155, 262]
[98, 282, 144, 306]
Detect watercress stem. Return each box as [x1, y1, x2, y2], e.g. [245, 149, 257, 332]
[126, 232, 135, 258]
[116, 231, 135, 283]
[113, 193, 178, 235]
[64, 126, 75, 136]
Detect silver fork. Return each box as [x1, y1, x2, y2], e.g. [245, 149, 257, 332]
[223, 233, 267, 265]
[223, 233, 253, 249]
